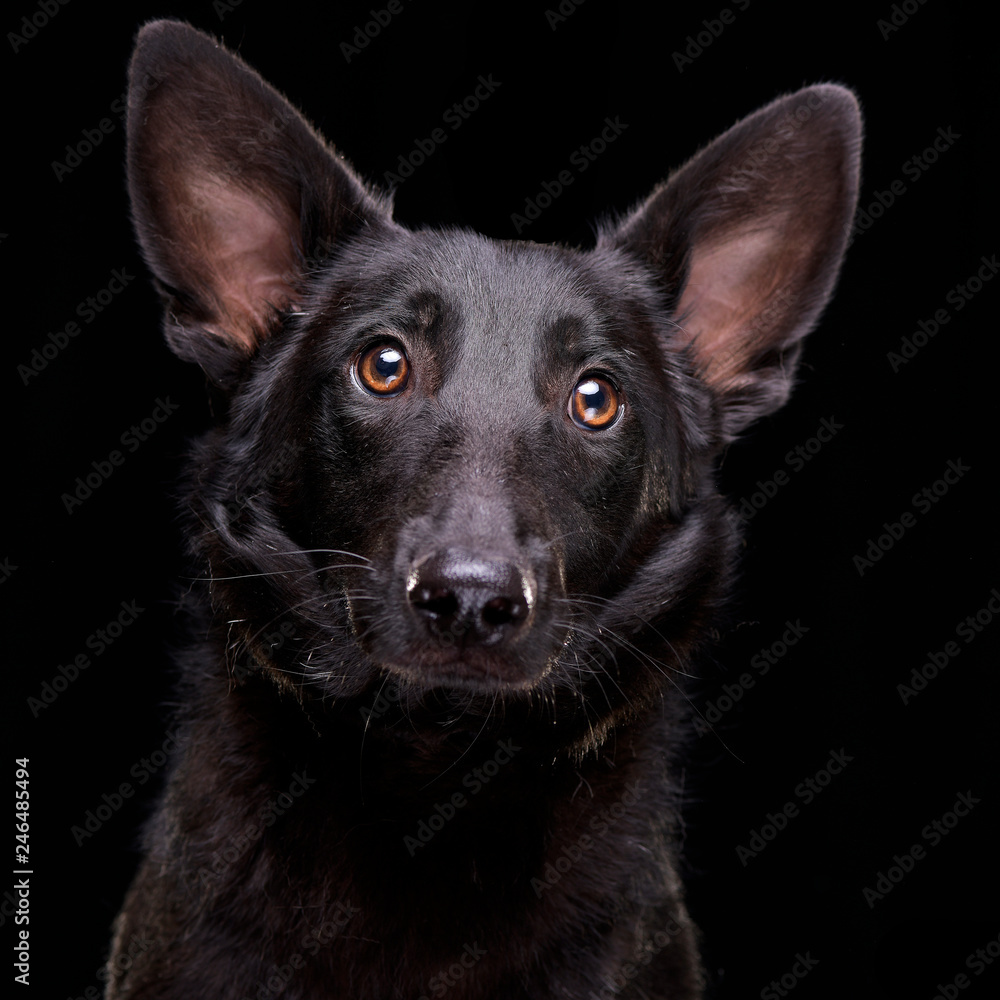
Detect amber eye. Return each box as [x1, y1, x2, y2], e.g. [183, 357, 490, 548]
[569, 374, 622, 430]
[354, 343, 410, 396]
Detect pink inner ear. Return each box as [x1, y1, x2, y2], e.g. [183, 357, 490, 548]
[677, 223, 794, 389]
[189, 179, 301, 350]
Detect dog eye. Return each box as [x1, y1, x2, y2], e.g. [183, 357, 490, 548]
[354, 343, 410, 396]
[569, 374, 622, 430]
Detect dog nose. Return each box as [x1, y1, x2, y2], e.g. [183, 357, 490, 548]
[407, 551, 534, 646]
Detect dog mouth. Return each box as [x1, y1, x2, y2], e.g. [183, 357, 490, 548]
[382, 648, 550, 692]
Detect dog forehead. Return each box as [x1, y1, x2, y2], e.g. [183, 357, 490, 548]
[409, 233, 616, 372]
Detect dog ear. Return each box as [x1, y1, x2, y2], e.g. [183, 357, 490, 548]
[606, 84, 861, 439]
[126, 19, 392, 384]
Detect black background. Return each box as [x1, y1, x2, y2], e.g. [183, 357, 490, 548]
[6, 2, 998, 998]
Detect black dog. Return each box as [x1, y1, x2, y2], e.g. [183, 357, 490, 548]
[108, 20, 860, 999]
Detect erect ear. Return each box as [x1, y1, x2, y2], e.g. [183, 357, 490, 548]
[126, 19, 393, 384]
[605, 84, 861, 439]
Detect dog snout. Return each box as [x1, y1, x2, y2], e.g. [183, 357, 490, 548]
[407, 550, 535, 647]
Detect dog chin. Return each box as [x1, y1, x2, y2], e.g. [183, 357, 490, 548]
[382, 646, 552, 693]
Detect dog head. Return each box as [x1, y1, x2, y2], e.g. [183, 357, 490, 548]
[127, 21, 860, 738]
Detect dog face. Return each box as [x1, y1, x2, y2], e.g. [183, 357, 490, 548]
[212, 229, 707, 701]
[127, 22, 860, 733]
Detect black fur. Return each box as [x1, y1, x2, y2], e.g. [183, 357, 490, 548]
[108, 20, 861, 999]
